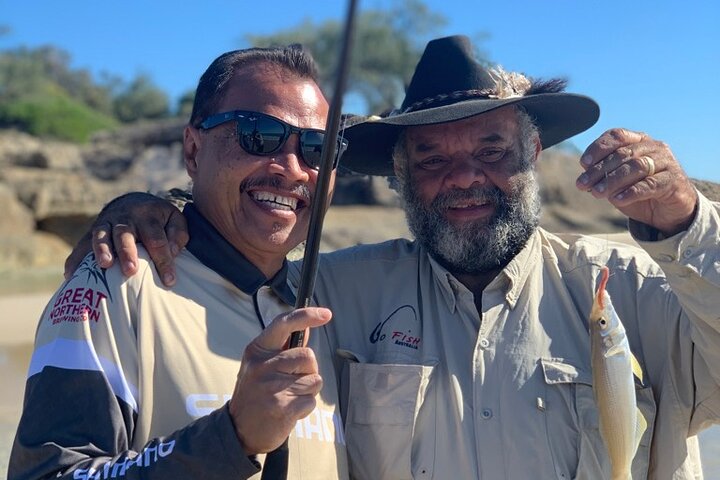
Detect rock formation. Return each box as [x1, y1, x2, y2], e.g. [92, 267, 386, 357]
[0, 123, 717, 278]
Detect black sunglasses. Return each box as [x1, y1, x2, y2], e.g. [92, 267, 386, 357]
[198, 110, 348, 170]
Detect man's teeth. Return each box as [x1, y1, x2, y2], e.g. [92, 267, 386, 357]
[252, 191, 298, 211]
[451, 200, 487, 208]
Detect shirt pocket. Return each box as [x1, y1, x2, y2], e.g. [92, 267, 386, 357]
[344, 362, 435, 480]
[540, 357, 656, 480]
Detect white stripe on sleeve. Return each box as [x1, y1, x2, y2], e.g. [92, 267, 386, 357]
[28, 337, 138, 412]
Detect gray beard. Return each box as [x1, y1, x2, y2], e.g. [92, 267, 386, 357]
[399, 172, 541, 275]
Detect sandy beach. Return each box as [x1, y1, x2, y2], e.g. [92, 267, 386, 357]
[1, 291, 719, 477]
[0, 293, 50, 346]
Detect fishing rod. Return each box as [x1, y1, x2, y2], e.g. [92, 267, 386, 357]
[289, 0, 358, 347]
[259, 2, 357, 478]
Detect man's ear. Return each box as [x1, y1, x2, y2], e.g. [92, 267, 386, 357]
[183, 126, 201, 178]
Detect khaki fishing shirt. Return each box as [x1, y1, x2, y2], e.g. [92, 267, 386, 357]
[11, 204, 348, 480]
[298, 192, 720, 479]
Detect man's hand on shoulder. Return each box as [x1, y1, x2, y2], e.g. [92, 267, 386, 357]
[64, 192, 188, 286]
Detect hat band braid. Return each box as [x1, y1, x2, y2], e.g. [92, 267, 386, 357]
[402, 88, 498, 114]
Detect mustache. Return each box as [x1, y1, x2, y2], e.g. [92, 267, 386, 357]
[239, 176, 312, 202]
[431, 186, 504, 211]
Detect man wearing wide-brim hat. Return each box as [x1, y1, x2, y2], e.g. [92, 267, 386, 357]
[68, 35, 720, 479]
[311, 35, 719, 479]
[341, 35, 600, 177]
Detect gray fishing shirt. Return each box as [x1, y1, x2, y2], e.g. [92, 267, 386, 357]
[294, 191, 720, 479]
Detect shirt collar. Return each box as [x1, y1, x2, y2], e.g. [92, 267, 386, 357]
[423, 229, 543, 311]
[500, 229, 542, 308]
[424, 251, 463, 313]
[184, 203, 296, 305]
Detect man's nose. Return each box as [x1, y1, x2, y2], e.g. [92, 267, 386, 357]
[445, 158, 487, 190]
[270, 134, 311, 182]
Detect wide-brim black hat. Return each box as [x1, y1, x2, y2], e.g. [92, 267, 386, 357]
[341, 35, 600, 176]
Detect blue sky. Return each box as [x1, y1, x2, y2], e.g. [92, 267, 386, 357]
[3, 0, 719, 181]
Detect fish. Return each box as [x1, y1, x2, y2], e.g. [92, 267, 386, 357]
[590, 266, 647, 480]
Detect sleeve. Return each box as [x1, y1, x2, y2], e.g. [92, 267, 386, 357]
[8, 254, 259, 480]
[630, 192, 720, 433]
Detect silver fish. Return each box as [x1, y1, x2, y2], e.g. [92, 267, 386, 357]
[590, 266, 647, 480]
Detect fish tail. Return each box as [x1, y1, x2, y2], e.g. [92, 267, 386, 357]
[631, 352, 644, 385]
[633, 407, 648, 455]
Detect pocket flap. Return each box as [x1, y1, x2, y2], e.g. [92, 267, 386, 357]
[351, 404, 414, 426]
[540, 357, 592, 385]
[336, 348, 368, 364]
[347, 363, 434, 423]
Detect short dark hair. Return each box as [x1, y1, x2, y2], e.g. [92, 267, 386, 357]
[189, 44, 320, 127]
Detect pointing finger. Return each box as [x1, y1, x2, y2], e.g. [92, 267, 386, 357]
[254, 307, 332, 352]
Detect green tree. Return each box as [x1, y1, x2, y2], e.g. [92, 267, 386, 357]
[112, 74, 170, 123]
[246, 0, 456, 114]
[0, 46, 119, 141]
[0, 85, 117, 142]
[0, 46, 116, 115]
[0, 47, 50, 99]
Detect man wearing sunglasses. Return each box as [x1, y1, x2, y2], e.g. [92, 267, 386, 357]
[9, 45, 350, 480]
[55, 36, 720, 478]
[198, 110, 345, 169]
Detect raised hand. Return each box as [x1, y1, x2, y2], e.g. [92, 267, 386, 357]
[576, 128, 698, 237]
[229, 307, 332, 454]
